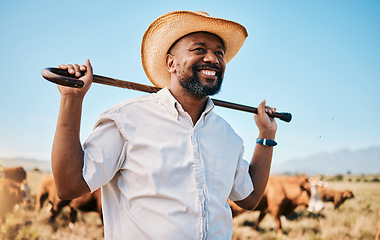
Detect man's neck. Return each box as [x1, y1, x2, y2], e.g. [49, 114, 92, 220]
[168, 86, 208, 125]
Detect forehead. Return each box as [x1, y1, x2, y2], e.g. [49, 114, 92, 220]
[171, 32, 225, 51]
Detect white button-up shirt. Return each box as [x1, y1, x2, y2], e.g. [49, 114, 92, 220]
[82, 88, 253, 240]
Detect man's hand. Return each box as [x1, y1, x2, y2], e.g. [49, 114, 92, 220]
[57, 59, 93, 98]
[254, 99, 277, 140]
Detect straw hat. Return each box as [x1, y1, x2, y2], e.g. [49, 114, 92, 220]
[141, 10, 248, 88]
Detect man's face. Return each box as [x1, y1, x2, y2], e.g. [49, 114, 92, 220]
[168, 32, 226, 97]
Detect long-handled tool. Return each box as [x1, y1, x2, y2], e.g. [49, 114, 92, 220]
[42, 67, 292, 122]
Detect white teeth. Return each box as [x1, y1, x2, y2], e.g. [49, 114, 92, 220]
[200, 70, 216, 76]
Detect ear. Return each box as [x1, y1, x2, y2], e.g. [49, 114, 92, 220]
[165, 54, 176, 73]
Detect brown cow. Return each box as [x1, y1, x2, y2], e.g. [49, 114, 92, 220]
[0, 166, 27, 183]
[36, 174, 102, 224]
[229, 175, 313, 234]
[0, 166, 31, 202]
[316, 186, 354, 209]
[0, 179, 27, 224]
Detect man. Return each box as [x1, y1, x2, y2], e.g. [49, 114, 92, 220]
[51, 11, 277, 239]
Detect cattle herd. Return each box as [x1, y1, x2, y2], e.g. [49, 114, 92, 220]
[0, 166, 102, 228]
[228, 175, 356, 234]
[0, 165, 377, 238]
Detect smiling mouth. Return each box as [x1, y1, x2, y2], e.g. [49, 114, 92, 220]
[193, 64, 221, 82]
[199, 69, 217, 76]
[197, 69, 219, 83]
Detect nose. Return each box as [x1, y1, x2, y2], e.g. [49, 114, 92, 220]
[203, 51, 219, 64]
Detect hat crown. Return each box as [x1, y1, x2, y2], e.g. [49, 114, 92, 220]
[194, 11, 210, 17]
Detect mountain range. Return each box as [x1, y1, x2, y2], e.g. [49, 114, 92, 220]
[1, 145, 379, 175]
[0, 157, 51, 172]
[271, 145, 380, 175]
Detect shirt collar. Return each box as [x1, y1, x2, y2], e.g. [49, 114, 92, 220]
[157, 88, 179, 119]
[157, 88, 215, 120]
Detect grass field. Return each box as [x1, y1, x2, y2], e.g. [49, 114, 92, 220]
[0, 171, 103, 240]
[232, 177, 380, 240]
[1, 171, 379, 239]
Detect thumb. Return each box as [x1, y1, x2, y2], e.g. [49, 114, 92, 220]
[257, 99, 266, 115]
[84, 59, 93, 76]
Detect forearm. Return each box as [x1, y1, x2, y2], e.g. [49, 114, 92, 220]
[247, 143, 274, 208]
[51, 95, 90, 199]
[234, 141, 274, 210]
[249, 130, 276, 197]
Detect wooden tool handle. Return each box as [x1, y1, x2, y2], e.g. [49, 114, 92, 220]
[42, 67, 292, 122]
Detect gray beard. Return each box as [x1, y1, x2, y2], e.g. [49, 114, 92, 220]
[178, 65, 223, 98]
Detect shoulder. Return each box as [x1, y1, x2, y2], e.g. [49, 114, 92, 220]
[102, 92, 159, 117]
[92, 93, 159, 129]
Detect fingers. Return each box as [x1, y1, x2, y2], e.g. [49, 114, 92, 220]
[56, 60, 93, 95]
[58, 62, 89, 78]
[58, 64, 68, 70]
[265, 106, 276, 115]
[257, 100, 276, 116]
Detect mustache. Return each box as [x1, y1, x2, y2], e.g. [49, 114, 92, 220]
[193, 64, 222, 73]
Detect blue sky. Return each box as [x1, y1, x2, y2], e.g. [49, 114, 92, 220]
[0, 0, 379, 167]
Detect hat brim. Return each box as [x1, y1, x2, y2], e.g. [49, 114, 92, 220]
[141, 11, 248, 88]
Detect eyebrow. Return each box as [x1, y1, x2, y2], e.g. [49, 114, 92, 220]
[192, 42, 225, 51]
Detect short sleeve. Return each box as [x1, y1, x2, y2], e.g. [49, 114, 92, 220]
[228, 147, 254, 201]
[82, 112, 126, 192]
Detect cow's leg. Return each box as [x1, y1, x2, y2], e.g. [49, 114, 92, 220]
[69, 207, 78, 223]
[49, 208, 58, 223]
[255, 210, 266, 230]
[36, 192, 48, 212]
[274, 213, 284, 235]
[269, 205, 284, 234]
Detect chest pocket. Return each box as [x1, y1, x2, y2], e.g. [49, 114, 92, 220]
[199, 134, 241, 202]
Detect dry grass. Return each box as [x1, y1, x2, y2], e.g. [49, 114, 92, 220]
[1, 171, 379, 239]
[0, 170, 104, 240]
[232, 179, 380, 240]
